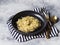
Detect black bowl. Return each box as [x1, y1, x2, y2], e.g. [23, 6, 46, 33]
[11, 10, 47, 36]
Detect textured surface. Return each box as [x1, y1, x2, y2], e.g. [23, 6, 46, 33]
[0, 0, 60, 45]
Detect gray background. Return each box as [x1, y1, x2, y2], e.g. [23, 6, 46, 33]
[0, 0, 60, 45]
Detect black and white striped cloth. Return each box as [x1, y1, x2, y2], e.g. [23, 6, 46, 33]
[7, 8, 59, 42]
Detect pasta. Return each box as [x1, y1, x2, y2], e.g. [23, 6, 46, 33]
[16, 16, 41, 33]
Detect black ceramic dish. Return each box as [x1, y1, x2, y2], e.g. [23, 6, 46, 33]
[11, 10, 47, 36]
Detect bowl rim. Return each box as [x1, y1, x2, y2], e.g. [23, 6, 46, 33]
[11, 10, 47, 36]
